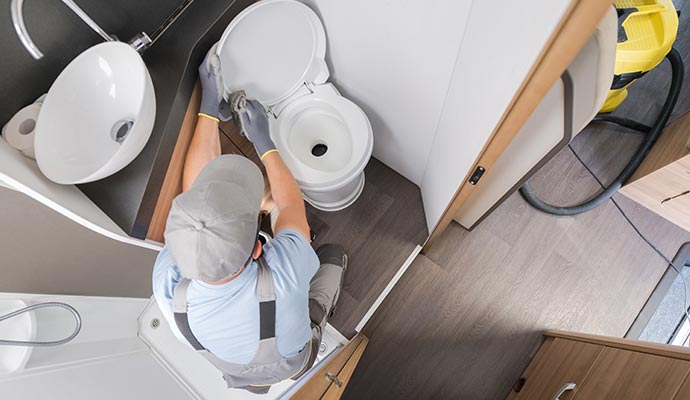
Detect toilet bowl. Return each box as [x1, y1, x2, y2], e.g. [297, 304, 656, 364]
[217, 0, 373, 211]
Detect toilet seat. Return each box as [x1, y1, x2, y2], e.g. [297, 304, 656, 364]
[217, 0, 373, 210]
[217, 0, 328, 106]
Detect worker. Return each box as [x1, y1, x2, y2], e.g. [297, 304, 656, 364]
[152, 44, 348, 393]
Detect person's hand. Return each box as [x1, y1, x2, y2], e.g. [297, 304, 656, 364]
[198, 43, 224, 121]
[238, 99, 277, 160]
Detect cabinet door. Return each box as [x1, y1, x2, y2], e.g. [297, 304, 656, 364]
[509, 338, 603, 400]
[572, 347, 690, 400]
[674, 372, 690, 399]
[291, 333, 368, 400]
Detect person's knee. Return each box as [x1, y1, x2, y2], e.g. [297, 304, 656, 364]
[316, 244, 348, 268]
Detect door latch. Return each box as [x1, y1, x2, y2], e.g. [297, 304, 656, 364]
[469, 166, 486, 185]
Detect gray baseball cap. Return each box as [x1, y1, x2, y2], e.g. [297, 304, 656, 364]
[164, 155, 264, 281]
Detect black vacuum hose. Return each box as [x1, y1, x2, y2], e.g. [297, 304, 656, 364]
[519, 47, 684, 216]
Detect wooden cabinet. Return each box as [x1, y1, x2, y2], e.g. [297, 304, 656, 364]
[620, 110, 690, 233]
[510, 338, 603, 400]
[675, 375, 690, 398]
[508, 331, 690, 400]
[573, 347, 690, 399]
[291, 333, 369, 400]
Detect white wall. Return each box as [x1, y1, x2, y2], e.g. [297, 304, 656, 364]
[301, 0, 574, 229]
[301, 0, 473, 185]
[0, 186, 159, 297]
[0, 138, 160, 251]
[421, 0, 572, 229]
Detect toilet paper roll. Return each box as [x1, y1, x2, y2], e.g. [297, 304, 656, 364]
[2, 103, 41, 160]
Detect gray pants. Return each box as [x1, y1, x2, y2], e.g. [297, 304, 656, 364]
[291, 251, 345, 381]
[269, 210, 344, 328]
[269, 210, 345, 377]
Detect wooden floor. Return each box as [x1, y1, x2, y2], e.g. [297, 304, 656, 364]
[218, 120, 428, 338]
[344, 5, 690, 399]
[344, 158, 690, 400]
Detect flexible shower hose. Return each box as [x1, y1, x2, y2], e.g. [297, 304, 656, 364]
[0, 302, 82, 347]
[519, 47, 684, 216]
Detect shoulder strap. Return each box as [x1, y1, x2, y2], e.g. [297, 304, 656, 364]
[256, 256, 277, 340]
[171, 260, 277, 351]
[172, 278, 206, 351]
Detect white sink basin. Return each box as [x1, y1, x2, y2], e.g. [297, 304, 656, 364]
[0, 299, 35, 375]
[35, 42, 155, 184]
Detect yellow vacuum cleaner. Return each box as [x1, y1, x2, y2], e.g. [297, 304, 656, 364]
[601, 0, 679, 112]
[520, 1, 684, 216]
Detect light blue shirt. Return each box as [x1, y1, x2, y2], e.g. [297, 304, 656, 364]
[152, 229, 319, 364]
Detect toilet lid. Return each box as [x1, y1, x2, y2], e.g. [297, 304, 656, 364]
[217, 0, 328, 106]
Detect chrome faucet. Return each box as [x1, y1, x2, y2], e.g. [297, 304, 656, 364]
[10, 0, 151, 59]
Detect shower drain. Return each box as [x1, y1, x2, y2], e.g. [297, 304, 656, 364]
[311, 143, 328, 157]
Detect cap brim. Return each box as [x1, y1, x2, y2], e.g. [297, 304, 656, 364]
[192, 155, 264, 213]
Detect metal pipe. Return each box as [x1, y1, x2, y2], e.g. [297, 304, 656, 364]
[10, 0, 114, 60]
[0, 302, 82, 347]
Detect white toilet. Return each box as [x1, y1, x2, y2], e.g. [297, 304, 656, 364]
[217, 0, 373, 211]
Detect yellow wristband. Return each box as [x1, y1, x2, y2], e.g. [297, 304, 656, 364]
[198, 112, 219, 123]
[260, 149, 279, 160]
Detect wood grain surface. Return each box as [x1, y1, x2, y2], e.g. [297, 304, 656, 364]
[621, 154, 690, 233]
[343, 104, 690, 399]
[511, 338, 604, 400]
[322, 336, 369, 400]
[291, 333, 367, 400]
[674, 373, 690, 399]
[546, 330, 690, 362]
[147, 82, 201, 243]
[572, 347, 690, 400]
[629, 109, 690, 181]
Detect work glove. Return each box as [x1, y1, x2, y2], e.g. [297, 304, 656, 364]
[237, 98, 277, 161]
[198, 43, 225, 121]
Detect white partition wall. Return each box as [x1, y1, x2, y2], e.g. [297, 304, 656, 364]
[0, 139, 160, 250]
[299, 0, 574, 229]
[299, 0, 473, 185]
[420, 0, 573, 229]
[0, 186, 159, 297]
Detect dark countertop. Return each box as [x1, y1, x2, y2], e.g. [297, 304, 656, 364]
[78, 0, 254, 239]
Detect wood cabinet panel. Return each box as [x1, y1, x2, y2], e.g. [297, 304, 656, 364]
[291, 334, 367, 400]
[510, 338, 603, 400]
[572, 347, 690, 400]
[674, 373, 690, 399]
[629, 109, 690, 182]
[147, 83, 201, 243]
[620, 154, 690, 233]
[621, 106, 690, 234]
[322, 336, 369, 400]
[545, 331, 690, 361]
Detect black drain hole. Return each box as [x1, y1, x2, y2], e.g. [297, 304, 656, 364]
[311, 143, 328, 157]
[112, 120, 134, 144]
[115, 124, 129, 141]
